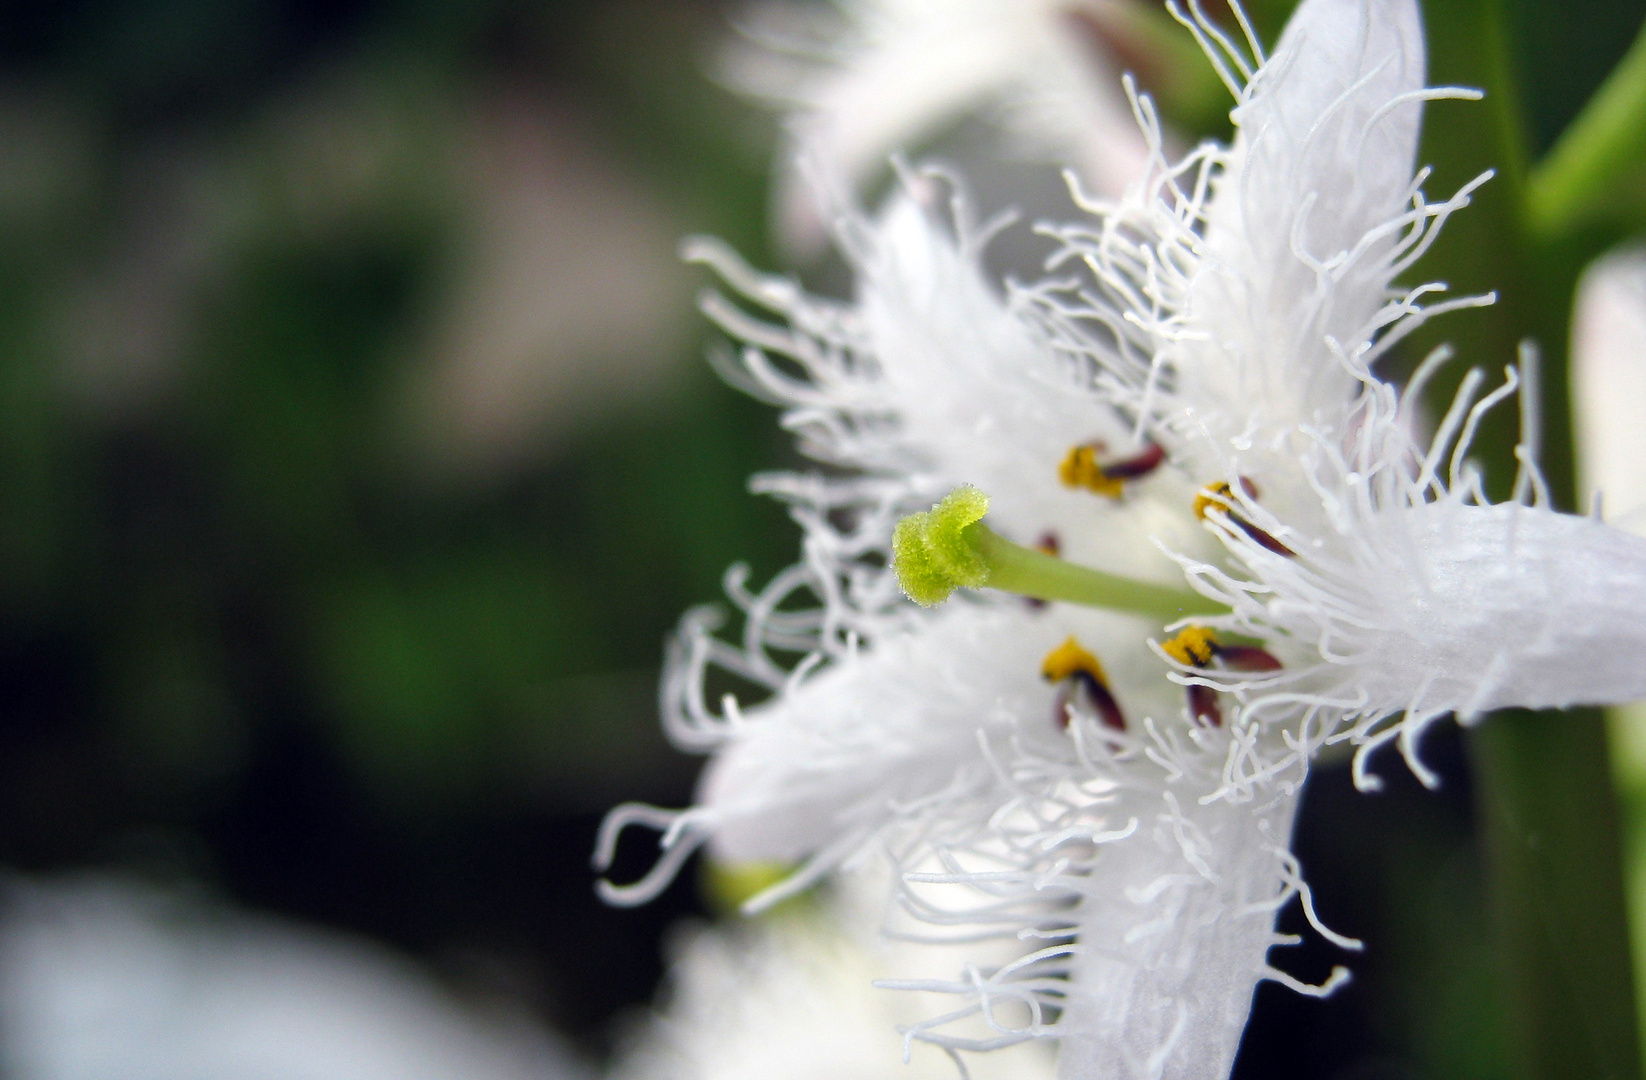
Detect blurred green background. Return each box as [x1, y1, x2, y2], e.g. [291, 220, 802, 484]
[0, 1, 1640, 1077]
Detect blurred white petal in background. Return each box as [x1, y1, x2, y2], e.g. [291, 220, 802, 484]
[1570, 244, 1646, 1059]
[722, 0, 1156, 254]
[0, 875, 589, 1080]
[613, 869, 1058, 1080]
[402, 93, 692, 479]
[1573, 245, 1646, 532]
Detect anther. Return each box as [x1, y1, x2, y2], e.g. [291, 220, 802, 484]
[1188, 684, 1223, 727]
[1193, 477, 1295, 557]
[1160, 624, 1216, 668]
[1041, 636, 1125, 731]
[1059, 440, 1164, 498]
[1160, 626, 1282, 728]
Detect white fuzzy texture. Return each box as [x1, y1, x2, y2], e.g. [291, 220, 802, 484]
[698, 603, 1177, 867]
[1055, 783, 1307, 1080]
[1182, 0, 1425, 449]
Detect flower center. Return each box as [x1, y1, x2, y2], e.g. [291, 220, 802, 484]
[1161, 625, 1283, 727]
[1194, 479, 1295, 557]
[1058, 440, 1165, 498]
[891, 487, 1221, 619]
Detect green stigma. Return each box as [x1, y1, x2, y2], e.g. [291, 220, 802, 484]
[893, 486, 1225, 621]
[892, 486, 993, 605]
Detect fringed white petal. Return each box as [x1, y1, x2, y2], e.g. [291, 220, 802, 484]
[1195, 488, 1646, 787]
[875, 703, 1328, 1080]
[698, 602, 1180, 867]
[1180, 0, 1428, 446]
[1301, 502, 1646, 715]
[1572, 245, 1646, 535]
[1028, 0, 1486, 515]
[1057, 786, 1305, 1080]
[689, 179, 1204, 583]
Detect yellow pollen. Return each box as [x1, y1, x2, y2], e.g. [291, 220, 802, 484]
[1041, 636, 1109, 687]
[1161, 625, 1218, 668]
[1058, 444, 1125, 499]
[1193, 482, 1234, 521]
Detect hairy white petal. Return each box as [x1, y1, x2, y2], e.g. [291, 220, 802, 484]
[1182, 0, 1426, 447]
[1204, 498, 1646, 783]
[1059, 786, 1302, 1080]
[879, 701, 1317, 1079]
[693, 185, 1204, 582]
[1573, 245, 1646, 536]
[1352, 503, 1646, 716]
[702, 602, 1181, 866]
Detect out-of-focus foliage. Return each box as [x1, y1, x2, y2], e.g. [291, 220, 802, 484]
[0, 0, 799, 1050]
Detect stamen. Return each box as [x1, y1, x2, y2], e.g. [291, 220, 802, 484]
[1160, 626, 1282, 728]
[892, 487, 1221, 619]
[1217, 645, 1283, 672]
[1059, 444, 1124, 498]
[1161, 624, 1217, 667]
[1041, 636, 1125, 731]
[1188, 683, 1223, 727]
[1058, 441, 1165, 498]
[1193, 478, 1295, 557]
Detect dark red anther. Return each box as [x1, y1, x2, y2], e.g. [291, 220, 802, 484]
[1216, 645, 1283, 672]
[1229, 477, 1296, 557]
[1054, 672, 1127, 732]
[1235, 520, 1296, 558]
[1188, 684, 1222, 727]
[1101, 440, 1166, 480]
[1172, 631, 1280, 727]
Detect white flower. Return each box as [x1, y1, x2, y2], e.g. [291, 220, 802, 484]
[721, 0, 1154, 252]
[601, 0, 1646, 1077]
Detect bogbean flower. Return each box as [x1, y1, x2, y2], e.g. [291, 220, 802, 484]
[598, 0, 1646, 1077]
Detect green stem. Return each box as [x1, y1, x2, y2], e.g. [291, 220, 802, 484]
[1526, 16, 1646, 241]
[968, 524, 1221, 622]
[1415, 3, 1641, 1078]
[1472, 710, 1640, 1080]
[892, 487, 1219, 621]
